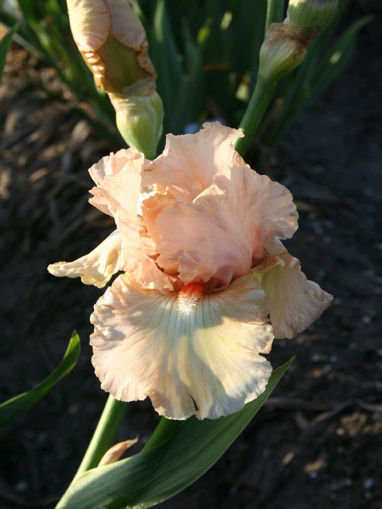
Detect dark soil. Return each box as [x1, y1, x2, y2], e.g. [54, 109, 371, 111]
[0, 2, 381, 508]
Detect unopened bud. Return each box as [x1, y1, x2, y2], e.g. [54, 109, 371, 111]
[110, 90, 163, 160]
[287, 0, 338, 28]
[67, 0, 156, 95]
[67, 0, 162, 156]
[259, 22, 319, 81]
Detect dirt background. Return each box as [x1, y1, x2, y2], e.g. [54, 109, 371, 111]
[0, 2, 381, 508]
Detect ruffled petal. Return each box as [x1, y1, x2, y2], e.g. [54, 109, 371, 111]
[88, 147, 147, 217]
[261, 254, 333, 339]
[143, 122, 245, 203]
[90, 272, 273, 420]
[89, 148, 145, 185]
[120, 251, 177, 293]
[146, 165, 298, 289]
[87, 149, 174, 291]
[47, 230, 122, 288]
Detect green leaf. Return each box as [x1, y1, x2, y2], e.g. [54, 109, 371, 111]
[150, 0, 183, 125]
[232, 0, 267, 95]
[0, 24, 18, 83]
[0, 331, 80, 428]
[168, 21, 205, 133]
[309, 15, 373, 99]
[57, 358, 293, 509]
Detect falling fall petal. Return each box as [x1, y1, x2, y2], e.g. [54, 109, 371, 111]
[91, 272, 273, 420]
[261, 254, 333, 339]
[47, 230, 122, 288]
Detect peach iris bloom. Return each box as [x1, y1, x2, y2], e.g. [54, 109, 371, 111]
[48, 123, 332, 420]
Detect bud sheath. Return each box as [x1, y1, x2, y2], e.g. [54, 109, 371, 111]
[259, 22, 319, 81]
[110, 91, 163, 160]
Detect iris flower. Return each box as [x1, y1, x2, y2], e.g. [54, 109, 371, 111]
[48, 123, 332, 419]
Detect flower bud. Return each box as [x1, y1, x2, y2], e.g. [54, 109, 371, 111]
[287, 0, 338, 28]
[110, 90, 163, 160]
[258, 22, 319, 81]
[67, 0, 156, 95]
[67, 0, 162, 156]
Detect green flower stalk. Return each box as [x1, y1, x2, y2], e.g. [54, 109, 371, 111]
[67, 0, 163, 158]
[287, 0, 339, 28]
[236, 0, 339, 154]
[236, 20, 319, 154]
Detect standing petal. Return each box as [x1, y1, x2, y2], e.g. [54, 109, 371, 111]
[145, 165, 298, 290]
[261, 255, 333, 339]
[143, 122, 245, 202]
[88, 147, 146, 217]
[88, 148, 173, 291]
[47, 230, 122, 288]
[88, 148, 147, 186]
[90, 272, 273, 420]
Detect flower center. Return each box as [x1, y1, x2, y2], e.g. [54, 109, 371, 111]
[177, 283, 204, 316]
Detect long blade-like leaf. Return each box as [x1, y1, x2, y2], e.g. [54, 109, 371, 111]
[169, 21, 206, 134]
[150, 0, 182, 124]
[0, 331, 80, 428]
[0, 24, 18, 83]
[309, 15, 372, 99]
[57, 358, 293, 509]
[232, 0, 267, 96]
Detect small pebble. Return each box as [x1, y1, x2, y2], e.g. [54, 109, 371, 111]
[15, 481, 28, 492]
[364, 478, 374, 489]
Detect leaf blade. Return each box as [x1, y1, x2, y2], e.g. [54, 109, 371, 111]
[57, 358, 293, 509]
[0, 331, 80, 428]
[0, 24, 18, 83]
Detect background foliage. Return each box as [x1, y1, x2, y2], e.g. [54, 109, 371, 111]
[0, 0, 370, 148]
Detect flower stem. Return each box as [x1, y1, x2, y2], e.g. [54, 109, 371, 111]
[73, 395, 127, 479]
[234, 73, 277, 156]
[142, 417, 183, 452]
[265, 0, 284, 29]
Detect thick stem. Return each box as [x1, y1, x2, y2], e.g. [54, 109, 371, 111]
[74, 395, 127, 479]
[234, 74, 277, 156]
[265, 0, 285, 30]
[142, 417, 183, 452]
